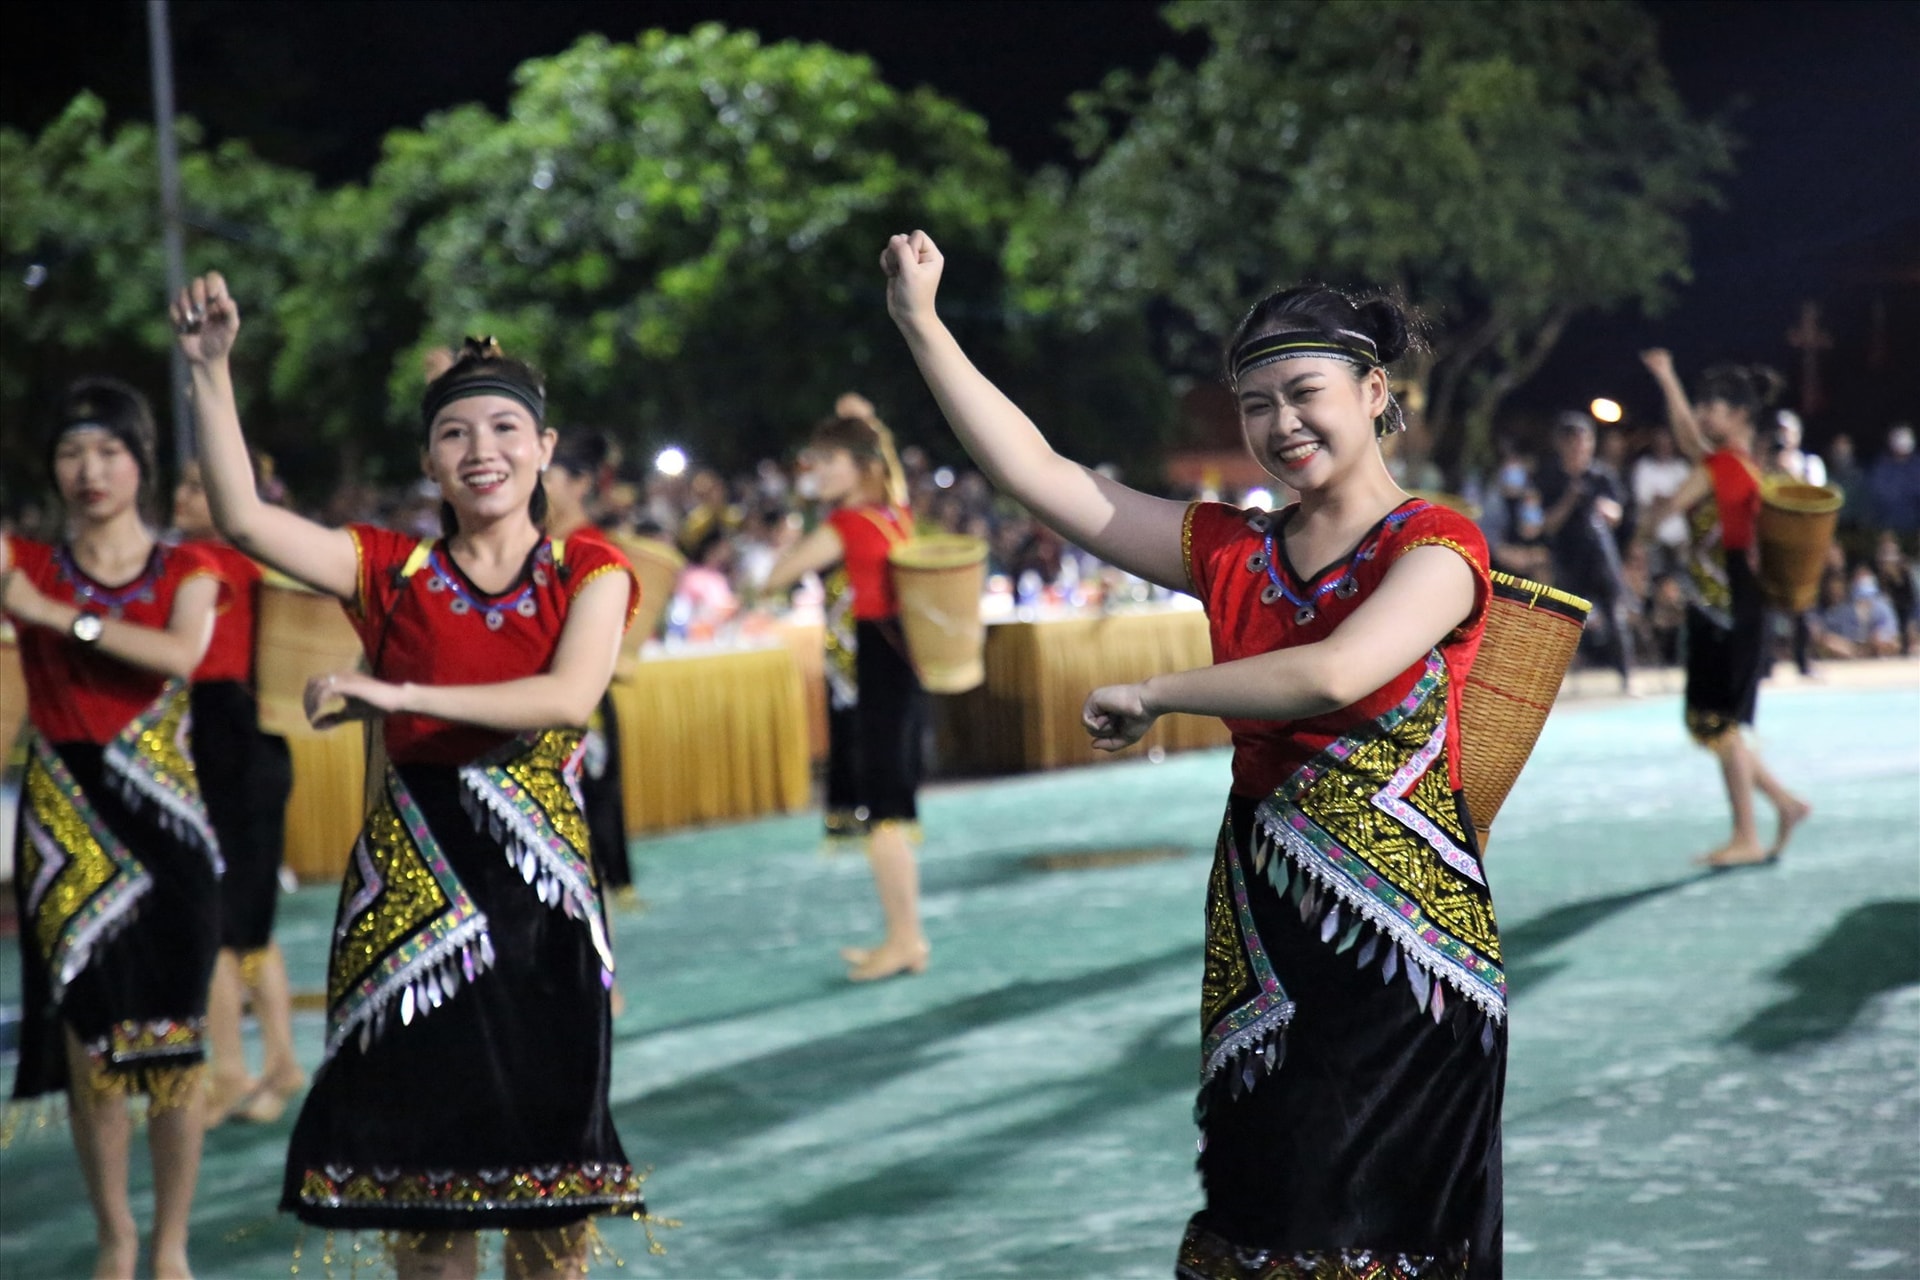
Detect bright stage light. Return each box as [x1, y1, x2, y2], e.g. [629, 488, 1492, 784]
[655, 446, 688, 477]
[1589, 398, 1623, 424]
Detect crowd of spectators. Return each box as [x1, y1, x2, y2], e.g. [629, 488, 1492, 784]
[6, 396, 1915, 667]
[1475, 414, 1920, 683]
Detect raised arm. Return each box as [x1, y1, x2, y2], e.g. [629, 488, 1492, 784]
[1639, 349, 1709, 462]
[1, 537, 217, 679]
[306, 570, 631, 734]
[1082, 545, 1476, 750]
[883, 232, 1191, 592]
[173, 273, 359, 601]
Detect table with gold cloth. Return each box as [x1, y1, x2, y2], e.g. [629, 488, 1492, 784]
[934, 607, 1231, 775]
[279, 642, 812, 883]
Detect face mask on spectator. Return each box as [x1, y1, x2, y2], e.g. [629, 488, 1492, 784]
[1852, 575, 1881, 602]
[1499, 463, 1527, 490]
[1519, 500, 1543, 528]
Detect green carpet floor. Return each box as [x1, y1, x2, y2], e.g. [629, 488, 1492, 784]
[3, 683, 1916, 1279]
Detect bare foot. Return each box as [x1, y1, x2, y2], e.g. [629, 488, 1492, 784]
[1770, 797, 1812, 859]
[202, 1071, 258, 1128]
[92, 1232, 137, 1280]
[233, 1063, 307, 1125]
[609, 982, 628, 1019]
[847, 938, 930, 983]
[1697, 838, 1772, 869]
[839, 942, 880, 966]
[151, 1245, 193, 1280]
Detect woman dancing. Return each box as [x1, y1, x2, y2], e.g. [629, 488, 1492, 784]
[171, 459, 303, 1125]
[764, 408, 931, 982]
[1640, 351, 1810, 866]
[176, 272, 648, 1279]
[886, 231, 1505, 1275]
[2, 378, 222, 1280]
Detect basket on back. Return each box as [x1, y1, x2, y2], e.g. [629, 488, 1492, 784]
[1756, 479, 1843, 613]
[254, 578, 365, 737]
[888, 534, 989, 693]
[607, 533, 685, 668]
[1457, 572, 1592, 851]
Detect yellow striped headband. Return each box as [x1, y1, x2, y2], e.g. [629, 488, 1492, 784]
[1231, 329, 1381, 385]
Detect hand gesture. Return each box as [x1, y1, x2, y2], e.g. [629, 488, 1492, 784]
[881, 230, 943, 330]
[305, 669, 405, 732]
[1639, 348, 1675, 381]
[171, 271, 239, 365]
[1082, 682, 1159, 753]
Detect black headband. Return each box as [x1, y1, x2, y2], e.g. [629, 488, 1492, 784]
[56, 418, 154, 478]
[1231, 329, 1382, 384]
[421, 374, 545, 430]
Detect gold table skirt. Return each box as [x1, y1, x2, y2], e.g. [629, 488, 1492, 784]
[610, 643, 812, 838]
[935, 609, 1231, 775]
[281, 644, 812, 883]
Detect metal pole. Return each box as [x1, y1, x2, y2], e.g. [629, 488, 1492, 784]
[147, 0, 193, 465]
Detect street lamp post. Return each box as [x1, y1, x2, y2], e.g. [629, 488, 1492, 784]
[147, 0, 193, 466]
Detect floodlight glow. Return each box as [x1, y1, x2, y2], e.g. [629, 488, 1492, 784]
[655, 446, 688, 477]
[933, 467, 955, 489]
[1244, 487, 1274, 511]
[1589, 398, 1623, 424]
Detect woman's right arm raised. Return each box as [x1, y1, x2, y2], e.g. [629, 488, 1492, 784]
[174, 273, 359, 601]
[883, 232, 1191, 593]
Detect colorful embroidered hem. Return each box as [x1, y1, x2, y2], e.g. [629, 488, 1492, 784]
[81, 1019, 206, 1106]
[294, 1161, 648, 1215]
[102, 680, 221, 872]
[1199, 816, 1294, 1108]
[325, 768, 491, 1062]
[1177, 1222, 1468, 1280]
[1685, 707, 1744, 746]
[20, 735, 152, 1000]
[460, 730, 615, 975]
[1253, 653, 1506, 1023]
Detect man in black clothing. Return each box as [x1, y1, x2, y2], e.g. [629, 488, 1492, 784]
[1537, 413, 1637, 691]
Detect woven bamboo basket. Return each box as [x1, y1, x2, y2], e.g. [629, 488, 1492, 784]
[1458, 572, 1592, 851]
[608, 534, 685, 665]
[889, 534, 989, 693]
[254, 581, 365, 736]
[1756, 480, 1842, 613]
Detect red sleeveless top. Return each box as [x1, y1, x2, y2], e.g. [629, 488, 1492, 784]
[1183, 499, 1492, 800]
[345, 525, 639, 765]
[188, 540, 263, 686]
[826, 504, 911, 621]
[8, 536, 221, 744]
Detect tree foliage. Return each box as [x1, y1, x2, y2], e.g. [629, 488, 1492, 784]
[358, 25, 1163, 475]
[0, 92, 318, 496]
[1061, 0, 1733, 468]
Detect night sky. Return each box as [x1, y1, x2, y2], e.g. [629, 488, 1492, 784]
[6, 0, 1917, 445]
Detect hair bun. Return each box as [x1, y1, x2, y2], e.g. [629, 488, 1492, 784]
[1751, 364, 1786, 410]
[1354, 296, 1412, 364]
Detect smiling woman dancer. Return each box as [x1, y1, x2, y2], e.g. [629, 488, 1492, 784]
[885, 231, 1505, 1277]
[173, 273, 648, 1280]
[2, 378, 222, 1280]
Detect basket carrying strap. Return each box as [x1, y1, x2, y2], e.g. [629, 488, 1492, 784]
[856, 505, 911, 547]
[852, 507, 921, 678]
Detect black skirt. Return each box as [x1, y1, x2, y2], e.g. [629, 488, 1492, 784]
[581, 690, 633, 890]
[829, 618, 927, 826]
[1683, 552, 1767, 744]
[281, 748, 642, 1231]
[1181, 796, 1505, 1278]
[11, 737, 221, 1101]
[190, 680, 293, 952]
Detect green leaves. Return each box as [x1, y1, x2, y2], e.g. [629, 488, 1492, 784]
[1063, 0, 1732, 467]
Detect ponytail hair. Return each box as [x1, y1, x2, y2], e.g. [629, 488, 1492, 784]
[812, 400, 908, 509]
[1696, 363, 1786, 423]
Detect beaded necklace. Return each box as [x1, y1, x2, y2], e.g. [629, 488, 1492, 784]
[421, 544, 545, 631]
[55, 544, 162, 617]
[1243, 501, 1428, 625]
